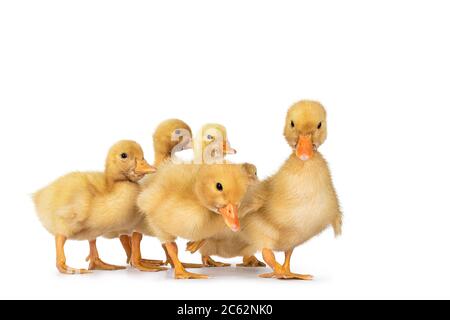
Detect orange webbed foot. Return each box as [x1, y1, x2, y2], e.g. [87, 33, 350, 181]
[237, 255, 266, 268]
[88, 258, 126, 271]
[57, 262, 91, 275]
[202, 256, 231, 268]
[259, 271, 313, 280]
[186, 240, 206, 254]
[131, 259, 168, 272]
[174, 270, 209, 280]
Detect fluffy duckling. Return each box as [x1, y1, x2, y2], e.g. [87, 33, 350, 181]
[114, 119, 194, 271]
[137, 163, 251, 279]
[33, 140, 156, 274]
[241, 100, 342, 280]
[187, 163, 266, 268]
[190, 123, 238, 267]
[153, 118, 193, 166]
[194, 123, 237, 164]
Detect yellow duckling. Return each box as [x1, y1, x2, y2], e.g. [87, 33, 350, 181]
[153, 118, 193, 167]
[33, 140, 156, 274]
[188, 124, 265, 268]
[242, 100, 343, 280]
[190, 101, 342, 279]
[116, 119, 195, 272]
[194, 123, 236, 164]
[137, 163, 251, 279]
[187, 163, 266, 268]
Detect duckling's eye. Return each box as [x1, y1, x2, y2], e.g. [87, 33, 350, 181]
[121, 153, 128, 159]
[317, 122, 322, 129]
[290, 120, 295, 128]
[216, 183, 223, 192]
[207, 135, 214, 141]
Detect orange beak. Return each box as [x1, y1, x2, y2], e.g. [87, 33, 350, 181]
[224, 141, 237, 155]
[218, 204, 240, 232]
[296, 135, 314, 161]
[135, 159, 157, 175]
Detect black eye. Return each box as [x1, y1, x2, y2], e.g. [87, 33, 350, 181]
[317, 122, 322, 129]
[121, 153, 128, 159]
[290, 121, 295, 128]
[216, 183, 223, 192]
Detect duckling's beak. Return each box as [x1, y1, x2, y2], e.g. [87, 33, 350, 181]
[135, 160, 157, 175]
[296, 135, 314, 161]
[224, 140, 237, 155]
[219, 204, 240, 232]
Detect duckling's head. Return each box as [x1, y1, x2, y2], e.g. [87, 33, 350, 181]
[284, 100, 327, 161]
[153, 119, 192, 165]
[197, 123, 237, 160]
[194, 164, 250, 232]
[105, 140, 156, 183]
[242, 163, 259, 184]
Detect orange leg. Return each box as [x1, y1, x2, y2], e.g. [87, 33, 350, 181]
[165, 242, 208, 279]
[121, 234, 163, 267]
[55, 235, 90, 275]
[119, 235, 132, 264]
[163, 243, 203, 269]
[259, 248, 313, 280]
[130, 232, 167, 272]
[283, 249, 293, 272]
[201, 255, 231, 268]
[87, 239, 126, 271]
[237, 255, 266, 268]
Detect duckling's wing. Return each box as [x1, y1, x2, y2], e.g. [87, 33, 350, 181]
[240, 183, 267, 217]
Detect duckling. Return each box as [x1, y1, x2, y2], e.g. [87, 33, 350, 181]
[240, 100, 342, 280]
[194, 123, 237, 164]
[153, 118, 193, 167]
[137, 163, 251, 279]
[190, 123, 237, 267]
[112, 119, 195, 271]
[33, 140, 157, 274]
[186, 163, 266, 268]
[189, 123, 265, 268]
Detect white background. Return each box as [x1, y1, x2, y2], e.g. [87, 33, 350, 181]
[1, 0, 449, 300]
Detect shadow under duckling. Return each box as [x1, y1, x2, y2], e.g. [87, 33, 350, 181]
[137, 163, 251, 279]
[33, 140, 156, 274]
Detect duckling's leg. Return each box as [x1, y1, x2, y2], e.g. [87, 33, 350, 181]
[87, 239, 126, 271]
[165, 242, 208, 279]
[282, 249, 293, 272]
[163, 243, 204, 269]
[55, 235, 91, 275]
[130, 232, 167, 272]
[120, 235, 163, 267]
[201, 255, 231, 268]
[119, 235, 132, 264]
[237, 255, 266, 268]
[259, 248, 313, 280]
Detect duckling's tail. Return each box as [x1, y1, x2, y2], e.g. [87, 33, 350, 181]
[332, 213, 343, 237]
